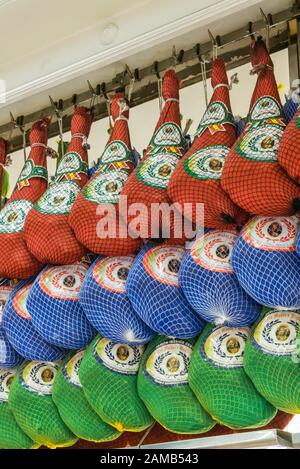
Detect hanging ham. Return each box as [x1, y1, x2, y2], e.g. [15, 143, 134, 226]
[221, 38, 300, 216]
[25, 107, 93, 265]
[69, 93, 141, 256]
[0, 119, 50, 279]
[168, 59, 247, 229]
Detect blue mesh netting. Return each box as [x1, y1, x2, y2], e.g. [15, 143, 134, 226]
[26, 263, 95, 349]
[283, 98, 298, 124]
[0, 280, 22, 368]
[179, 231, 260, 327]
[126, 243, 204, 338]
[80, 256, 155, 345]
[2, 279, 64, 361]
[232, 216, 300, 308]
[235, 117, 246, 137]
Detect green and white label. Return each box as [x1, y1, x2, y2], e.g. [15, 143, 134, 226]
[55, 151, 88, 181]
[18, 159, 48, 184]
[145, 340, 192, 386]
[196, 102, 234, 135]
[100, 141, 130, 164]
[249, 96, 282, 122]
[203, 326, 249, 368]
[184, 145, 230, 180]
[21, 361, 59, 395]
[236, 124, 284, 162]
[35, 180, 80, 215]
[94, 338, 144, 375]
[83, 170, 128, 204]
[136, 153, 180, 189]
[0, 199, 33, 234]
[252, 310, 300, 356]
[0, 368, 16, 402]
[151, 123, 183, 147]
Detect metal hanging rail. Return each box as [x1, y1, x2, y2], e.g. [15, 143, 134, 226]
[1, 3, 300, 154]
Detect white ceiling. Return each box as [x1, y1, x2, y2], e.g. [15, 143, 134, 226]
[0, 0, 294, 127]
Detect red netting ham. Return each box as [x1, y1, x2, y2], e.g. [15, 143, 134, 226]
[278, 106, 300, 183]
[120, 70, 187, 242]
[0, 119, 50, 279]
[69, 94, 142, 256]
[168, 59, 247, 229]
[25, 107, 93, 265]
[221, 38, 300, 216]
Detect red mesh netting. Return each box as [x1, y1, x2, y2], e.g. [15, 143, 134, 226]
[0, 119, 50, 279]
[168, 59, 247, 230]
[120, 70, 188, 243]
[25, 107, 93, 265]
[61, 410, 293, 449]
[69, 93, 142, 256]
[221, 38, 300, 216]
[278, 106, 300, 183]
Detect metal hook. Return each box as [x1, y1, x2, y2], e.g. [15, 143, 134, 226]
[208, 29, 220, 60]
[87, 80, 99, 109]
[123, 64, 135, 102]
[152, 61, 163, 112]
[49, 95, 65, 160]
[196, 43, 209, 107]
[153, 61, 160, 80]
[248, 21, 255, 40]
[72, 94, 77, 108]
[10, 113, 26, 162]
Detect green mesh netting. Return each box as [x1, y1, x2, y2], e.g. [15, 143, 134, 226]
[189, 324, 277, 429]
[244, 307, 300, 414]
[52, 350, 122, 442]
[0, 368, 39, 449]
[8, 360, 78, 448]
[79, 335, 154, 432]
[137, 335, 215, 434]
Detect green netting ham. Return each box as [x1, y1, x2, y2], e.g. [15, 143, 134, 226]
[189, 323, 277, 429]
[0, 367, 39, 449]
[69, 93, 142, 256]
[9, 360, 78, 448]
[244, 307, 300, 414]
[25, 107, 93, 265]
[120, 70, 187, 243]
[52, 349, 121, 442]
[0, 119, 50, 279]
[278, 106, 300, 183]
[137, 335, 215, 434]
[221, 38, 300, 216]
[168, 59, 247, 230]
[79, 335, 154, 432]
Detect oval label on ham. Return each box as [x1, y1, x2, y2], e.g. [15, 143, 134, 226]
[202, 326, 249, 368]
[242, 215, 299, 252]
[252, 310, 300, 356]
[39, 263, 88, 300]
[21, 361, 59, 395]
[191, 231, 236, 273]
[0, 368, 16, 402]
[184, 145, 230, 180]
[13, 284, 31, 320]
[83, 170, 128, 204]
[100, 141, 130, 164]
[94, 337, 144, 375]
[0, 199, 33, 234]
[151, 123, 183, 147]
[92, 256, 134, 293]
[145, 340, 192, 386]
[136, 153, 180, 189]
[63, 350, 84, 388]
[249, 96, 282, 122]
[143, 246, 184, 286]
[35, 180, 80, 215]
[236, 124, 284, 162]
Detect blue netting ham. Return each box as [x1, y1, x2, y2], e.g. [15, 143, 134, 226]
[232, 215, 300, 308]
[126, 243, 204, 338]
[0, 279, 22, 368]
[2, 279, 64, 361]
[0, 119, 50, 279]
[179, 230, 260, 327]
[69, 94, 142, 256]
[80, 256, 155, 345]
[25, 107, 93, 265]
[26, 260, 95, 349]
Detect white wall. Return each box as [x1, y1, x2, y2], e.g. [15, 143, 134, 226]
[5, 48, 289, 196]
